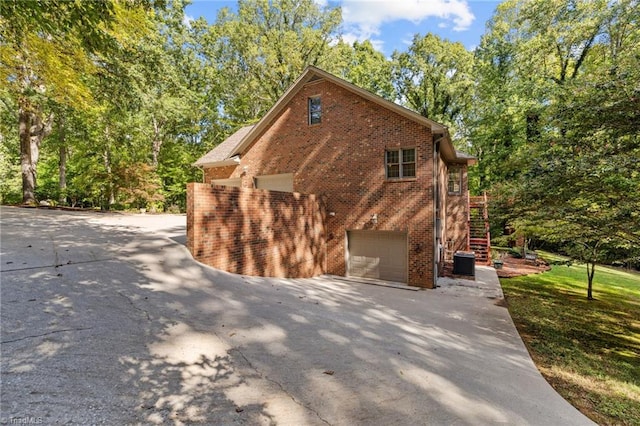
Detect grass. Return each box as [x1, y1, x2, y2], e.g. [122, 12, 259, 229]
[500, 252, 640, 425]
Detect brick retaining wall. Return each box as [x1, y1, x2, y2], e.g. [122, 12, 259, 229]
[187, 183, 326, 278]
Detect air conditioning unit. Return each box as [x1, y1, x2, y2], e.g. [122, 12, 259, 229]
[453, 251, 475, 276]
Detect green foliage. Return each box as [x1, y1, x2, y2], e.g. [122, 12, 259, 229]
[479, 0, 640, 290]
[467, 1, 529, 191]
[332, 40, 395, 100]
[156, 137, 203, 211]
[0, 0, 216, 211]
[0, 91, 20, 204]
[392, 33, 474, 138]
[206, 0, 342, 125]
[0, 139, 21, 204]
[0, 0, 157, 203]
[116, 163, 165, 210]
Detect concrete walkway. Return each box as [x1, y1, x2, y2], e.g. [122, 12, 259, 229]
[436, 265, 505, 299]
[0, 206, 594, 425]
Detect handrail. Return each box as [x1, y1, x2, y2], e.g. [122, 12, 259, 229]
[466, 191, 471, 252]
[484, 191, 491, 263]
[467, 192, 491, 264]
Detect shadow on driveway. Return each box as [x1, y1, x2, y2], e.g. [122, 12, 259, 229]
[0, 207, 593, 425]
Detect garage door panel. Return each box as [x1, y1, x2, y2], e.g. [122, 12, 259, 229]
[347, 231, 407, 283]
[349, 255, 380, 279]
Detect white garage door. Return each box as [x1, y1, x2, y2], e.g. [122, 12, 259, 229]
[347, 231, 408, 283]
[255, 173, 294, 192]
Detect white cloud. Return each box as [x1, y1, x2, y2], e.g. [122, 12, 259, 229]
[341, 0, 475, 43]
[183, 14, 195, 28]
[340, 31, 385, 52]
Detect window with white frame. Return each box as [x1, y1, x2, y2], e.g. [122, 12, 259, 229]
[386, 148, 416, 179]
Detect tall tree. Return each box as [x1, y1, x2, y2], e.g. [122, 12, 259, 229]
[136, 1, 203, 168]
[483, 0, 640, 298]
[467, 1, 529, 191]
[392, 33, 474, 137]
[332, 40, 394, 100]
[205, 0, 342, 125]
[0, 0, 153, 204]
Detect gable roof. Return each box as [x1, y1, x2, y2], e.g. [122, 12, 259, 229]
[194, 125, 254, 167]
[454, 150, 477, 165]
[195, 66, 474, 167]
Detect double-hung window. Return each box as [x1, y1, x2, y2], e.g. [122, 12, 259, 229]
[448, 167, 462, 194]
[308, 96, 321, 125]
[386, 148, 416, 179]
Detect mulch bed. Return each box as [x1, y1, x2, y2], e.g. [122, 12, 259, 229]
[441, 255, 550, 279]
[495, 256, 551, 278]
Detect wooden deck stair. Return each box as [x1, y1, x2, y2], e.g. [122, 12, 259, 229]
[468, 194, 491, 265]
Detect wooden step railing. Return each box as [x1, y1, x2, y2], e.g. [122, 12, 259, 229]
[467, 192, 491, 265]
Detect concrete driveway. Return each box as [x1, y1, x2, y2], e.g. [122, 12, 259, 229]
[0, 206, 593, 425]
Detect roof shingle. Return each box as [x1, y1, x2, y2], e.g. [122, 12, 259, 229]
[194, 125, 255, 167]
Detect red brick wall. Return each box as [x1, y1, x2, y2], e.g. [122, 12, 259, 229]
[445, 165, 469, 259]
[435, 147, 448, 273]
[187, 183, 326, 278]
[208, 79, 436, 287]
[204, 165, 237, 182]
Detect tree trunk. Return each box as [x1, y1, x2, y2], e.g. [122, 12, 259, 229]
[29, 110, 52, 173]
[59, 144, 67, 205]
[151, 116, 162, 168]
[18, 98, 53, 204]
[58, 114, 67, 205]
[587, 260, 596, 300]
[19, 108, 37, 204]
[102, 126, 115, 210]
[103, 149, 115, 210]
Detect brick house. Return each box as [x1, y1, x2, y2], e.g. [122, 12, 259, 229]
[187, 66, 475, 288]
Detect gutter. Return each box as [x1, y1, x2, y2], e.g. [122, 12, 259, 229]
[193, 155, 241, 170]
[193, 155, 242, 183]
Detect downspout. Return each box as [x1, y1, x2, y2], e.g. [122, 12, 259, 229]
[433, 135, 441, 288]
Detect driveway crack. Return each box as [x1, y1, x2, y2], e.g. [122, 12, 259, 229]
[116, 291, 151, 321]
[2, 327, 93, 344]
[1, 258, 116, 273]
[229, 347, 332, 425]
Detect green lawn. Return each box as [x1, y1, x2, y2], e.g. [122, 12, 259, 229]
[500, 254, 640, 425]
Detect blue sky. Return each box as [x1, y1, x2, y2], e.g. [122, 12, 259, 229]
[184, 0, 502, 56]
